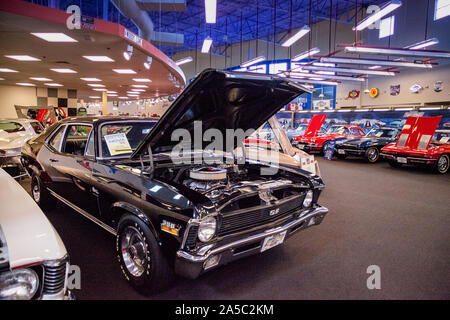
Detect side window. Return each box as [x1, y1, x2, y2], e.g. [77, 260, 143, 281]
[30, 121, 44, 134]
[85, 130, 95, 157]
[48, 125, 66, 151]
[62, 125, 92, 156]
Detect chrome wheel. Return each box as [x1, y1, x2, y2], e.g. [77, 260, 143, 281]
[437, 155, 449, 173]
[32, 180, 40, 203]
[367, 147, 379, 163]
[120, 226, 148, 277]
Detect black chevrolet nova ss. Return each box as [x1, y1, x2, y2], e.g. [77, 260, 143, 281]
[21, 69, 328, 294]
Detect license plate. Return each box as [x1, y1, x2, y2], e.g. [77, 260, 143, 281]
[298, 144, 304, 149]
[397, 157, 407, 164]
[261, 231, 287, 252]
[337, 149, 345, 154]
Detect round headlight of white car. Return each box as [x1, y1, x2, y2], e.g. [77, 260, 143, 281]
[198, 216, 217, 243]
[0, 268, 39, 300]
[303, 190, 314, 207]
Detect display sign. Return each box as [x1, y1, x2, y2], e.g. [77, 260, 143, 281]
[390, 84, 400, 96]
[104, 133, 132, 155]
[370, 88, 379, 98]
[313, 99, 331, 110]
[124, 29, 143, 46]
[348, 90, 360, 99]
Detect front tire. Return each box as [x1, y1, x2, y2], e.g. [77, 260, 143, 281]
[31, 173, 56, 210]
[365, 147, 380, 163]
[116, 215, 172, 295]
[434, 154, 449, 174]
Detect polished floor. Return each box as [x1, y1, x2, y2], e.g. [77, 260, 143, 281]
[20, 157, 450, 299]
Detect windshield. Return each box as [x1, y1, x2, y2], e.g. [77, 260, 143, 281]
[432, 131, 450, 144]
[327, 126, 348, 135]
[100, 121, 157, 158]
[0, 121, 25, 133]
[366, 128, 398, 138]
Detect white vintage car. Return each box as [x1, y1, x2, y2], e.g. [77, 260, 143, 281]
[0, 169, 72, 300]
[0, 118, 44, 178]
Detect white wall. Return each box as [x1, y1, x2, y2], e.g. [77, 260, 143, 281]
[106, 99, 171, 116]
[0, 85, 37, 118]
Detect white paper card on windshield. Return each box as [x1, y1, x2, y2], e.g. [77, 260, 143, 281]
[375, 131, 383, 137]
[104, 133, 132, 155]
[439, 137, 449, 143]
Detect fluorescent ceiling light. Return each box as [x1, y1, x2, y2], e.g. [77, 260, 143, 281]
[89, 96, 101, 98]
[379, 16, 395, 39]
[132, 84, 148, 88]
[44, 83, 63, 87]
[107, 94, 118, 97]
[30, 77, 52, 81]
[281, 25, 310, 47]
[51, 68, 77, 73]
[0, 68, 18, 72]
[16, 82, 35, 86]
[303, 65, 396, 76]
[320, 57, 433, 68]
[201, 37, 213, 53]
[405, 38, 439, 50]
[374, 108, 390, 111]
[314, 71, 336, 76]
[31, 32, 78, 42]
[5, 55, 41, 61]
[175, 57, 193, 65]
[93, 88, 107, 91]
[289, 71, 365, 81]
[287, 77, 339, 86]
[368, 66, 382, 69]
[353, 0, 402, 31]
[131, 89, 145, 92]
[119, 97, 128, 99]
[133, 78, 152, 82]
[113, 69, 136, 74]
[312, 62, 335, 67]
[394, 107, 414, 111]
[87, 84, 105, 87]
[205, 0, 217, 23]
[344, 46, 450, 59]
[83, 56, 114, 62]
[0, 78, 4, 80]
[337, 109, 351, 112]
[291, 48, 320, 62]
[80, 78, 102, 81]
[240, 56, 266, 68]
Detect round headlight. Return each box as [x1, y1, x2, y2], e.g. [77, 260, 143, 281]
[303, 190, 314, 207]
[198, 216, 217, 243]
[0, 268, 39, 300]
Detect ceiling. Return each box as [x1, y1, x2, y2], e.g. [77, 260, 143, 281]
[0, 1, 185, 102]
[25, 0, 388, 57]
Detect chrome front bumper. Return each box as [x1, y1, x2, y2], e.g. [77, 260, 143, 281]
[381, 153, 436, 164]
[175, 206, 328, 279]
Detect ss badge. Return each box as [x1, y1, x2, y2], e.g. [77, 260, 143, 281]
[269, 208, 280, 216]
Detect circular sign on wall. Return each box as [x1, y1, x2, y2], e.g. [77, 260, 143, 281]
[369, 88, 379, 98]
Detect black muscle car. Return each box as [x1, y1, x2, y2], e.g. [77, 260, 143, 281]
[334, 127, 400, 163]
[20, 69, 328, 294]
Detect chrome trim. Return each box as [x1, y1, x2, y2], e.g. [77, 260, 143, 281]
[177, 206, 328, 263]
[48, 189, 116, 235]
[381, 153, 436, 162]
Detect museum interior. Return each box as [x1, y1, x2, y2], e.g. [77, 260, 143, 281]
[0, 0, 449, 301]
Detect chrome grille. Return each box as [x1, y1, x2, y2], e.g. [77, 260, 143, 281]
[43, 259, 67, 294]
[184, 225, 199, 249]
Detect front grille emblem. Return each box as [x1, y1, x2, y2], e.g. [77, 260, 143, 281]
[269, 208, 280, 216]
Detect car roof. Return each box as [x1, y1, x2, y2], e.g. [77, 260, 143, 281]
[58, 116, 159, 125]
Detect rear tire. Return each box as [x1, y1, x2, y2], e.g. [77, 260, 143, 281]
[31, 173, 56, 211]
[365, 147, 380, 163]
[434, 154, 449, 174]
[116, 215, 172, 295]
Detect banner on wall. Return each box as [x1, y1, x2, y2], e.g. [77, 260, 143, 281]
[390, 85, 400, 96]
[312, 99, 331, 110]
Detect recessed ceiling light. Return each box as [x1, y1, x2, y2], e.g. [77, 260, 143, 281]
[5, 55, 41, 61]
[113, 69, 136, 74]
[89, 96, 101, 99]
[107, 91, 117, 94]
[80, 78, 102, 81]
[82, 56, 114, 62]
[30, 77, 52, 81]
[131, 84, 148, 88]
[87, 83, 105, 87]
[0, 78, 4, 80]
[93, 88, 107, 91]
[45, 83, 63, 87]
[133, 78, 152, 82]
[107, 94, 118, 97]
[119, 97, 128, 99]
[0, 68, 18, 72]
[131, 89, 145, 92]
[31, 32, 78, 42]
[16, 82, 35, 86]
[51, 68, 77, 73]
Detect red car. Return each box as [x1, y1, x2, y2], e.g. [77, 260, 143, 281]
[36, 107, 67, 125]
[293, 115, 365, 153]
[381, 116, 450, 174]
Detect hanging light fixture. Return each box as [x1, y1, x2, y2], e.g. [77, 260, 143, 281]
[303, 65, 396, 76]
[201, 37, 213, 53]
[144, 56, 152, 69]
[344, 45, 450, 59]
[320, 56, 433, 68]
[205, 0, 217, 23]
[175, 57, 193, 65]
[291, 48, 320, 62]
[123, 45, 133, 61]
[353, 0, 402, 31]
[281, 25, 311, 47]
[240, 56, 266, 68]
[405, 38, 439, 50]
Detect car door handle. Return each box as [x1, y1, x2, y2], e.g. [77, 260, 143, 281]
[49, 158, 59, 163]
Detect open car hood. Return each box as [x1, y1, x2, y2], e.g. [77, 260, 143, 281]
[396, 116, 442, 150]
[131, 69, 308, 159]
[304, 115, 327, 137]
